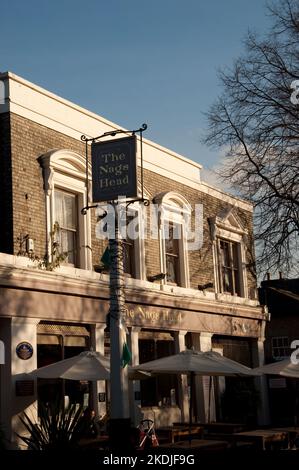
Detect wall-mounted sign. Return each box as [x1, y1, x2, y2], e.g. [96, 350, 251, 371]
[16, 342, 34, 360]
[15, 380, 35, 396]
[91, 135, 137, 202]
[269, 378, 287, 389]
[125, 304, 182, 327]
[98, 392, 106, 402]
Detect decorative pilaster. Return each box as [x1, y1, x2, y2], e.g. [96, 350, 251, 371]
[252, 331, 270, 425]
[174, 330, 188, 422]
[90, 323, 106, 418]
[191, 332, 216, 423]
[11, 317, 39, 448]
[128, 327, 141, 425]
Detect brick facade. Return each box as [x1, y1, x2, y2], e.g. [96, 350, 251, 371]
[0, 113, 13, 253]
[0, 73, 271, 443]
[1, 111, 256, 296]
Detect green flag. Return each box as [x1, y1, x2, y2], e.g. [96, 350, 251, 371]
[100, 246, 111, 269]
[122, 342, 132, 368]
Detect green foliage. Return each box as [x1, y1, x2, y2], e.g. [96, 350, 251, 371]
[37, 222, 68, 271]
[17, 402, 87, 450]
[17, 223, 68, 271]
[100, 246, 112, 270]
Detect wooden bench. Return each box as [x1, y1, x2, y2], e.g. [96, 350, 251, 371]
[157, 425, 204, 444]
[233, 429, 289, 450]
[159, 438, 229, 451]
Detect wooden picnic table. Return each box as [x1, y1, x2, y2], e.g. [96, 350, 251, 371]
[233, 429, 289, 450]
[159, 438, 229, 451]
[173, 422, 248, 434]
[157, 425, 204, 444]
[271, 427, 299, 448]
[203, 422, 249, 434]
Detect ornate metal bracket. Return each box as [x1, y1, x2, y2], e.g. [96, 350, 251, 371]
[80, 124, 148, 215]
[81, 123, 147, 144]
[81, 204, 98, 215]
[126, 197, 150, 209]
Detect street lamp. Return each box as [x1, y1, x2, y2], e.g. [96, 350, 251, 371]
[81, 124, 148, 449]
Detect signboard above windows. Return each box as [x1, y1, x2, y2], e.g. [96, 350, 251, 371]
[91, 136, 137, 202]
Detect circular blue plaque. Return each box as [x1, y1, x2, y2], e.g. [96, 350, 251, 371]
[16, 342, 34, 360]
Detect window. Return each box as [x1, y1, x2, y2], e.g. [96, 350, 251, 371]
[123, 212, 136, 277]
[218, 239, 241, 296]
[165, 223, 180, 285]
[154, 191, 191, 288]
[272, 336, 290, 359]
[54, 190, 78, 266]
[37, 322, 90, 410]
[209, 208, 249, 298]
[139, 332, 178, 407]
[38, 149, 92, 270]
[97, 201, 146, 280]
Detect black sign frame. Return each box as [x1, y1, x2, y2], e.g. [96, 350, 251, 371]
[91, 135, 137, 203]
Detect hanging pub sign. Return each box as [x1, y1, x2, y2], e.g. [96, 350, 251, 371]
[91, 135, 137, 202]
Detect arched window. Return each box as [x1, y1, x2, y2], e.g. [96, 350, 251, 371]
[153, 191, 191, 288]
[209, 207, 248, 298]
[38, 149, 92, 270]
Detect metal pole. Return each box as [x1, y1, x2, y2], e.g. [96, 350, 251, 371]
[80, 124, 148, 448]
[109, 202, 130, 448]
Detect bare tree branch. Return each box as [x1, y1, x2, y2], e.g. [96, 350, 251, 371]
[203, 0, 299, 276]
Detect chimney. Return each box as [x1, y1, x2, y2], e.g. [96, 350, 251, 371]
[279, 271, 283, 279]
[266, 272, 271, 281]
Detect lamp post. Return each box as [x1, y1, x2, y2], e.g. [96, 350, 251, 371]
[81, 124, 148, 450]
[108, 202, 130, 447]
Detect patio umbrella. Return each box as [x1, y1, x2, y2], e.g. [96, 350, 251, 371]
[132, 349, 258, 440]
[253, 358, 299, 427]
[29, 350, 149, 381]
[132, 349, 256, 376]
[253, 358, 299, 378]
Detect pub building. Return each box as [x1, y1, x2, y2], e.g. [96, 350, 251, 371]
[0, 72, 269, 447]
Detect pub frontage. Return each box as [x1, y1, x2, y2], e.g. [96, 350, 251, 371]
[0, 71, 269, 448]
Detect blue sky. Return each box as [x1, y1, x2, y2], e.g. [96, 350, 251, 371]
[0, 0, 272, 179]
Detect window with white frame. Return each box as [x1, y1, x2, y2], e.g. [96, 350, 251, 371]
[124, 203, 146, 279]
[96, 200, 146, 280]
[218, 238, 241, 296]
[165, 222, 181, 285]
[210, 208, 248, 298]
[123, 211, 135, 277]
[54, 189, 78, 266]
[154, 192, 191, 288]
[38, 149, 92, 270]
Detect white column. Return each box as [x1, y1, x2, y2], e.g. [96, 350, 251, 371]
[128, 327, 141, 426]
[191, 332, 216, 423]
[174, 330, 188, 423]
[90, 323, 106, 418]
[0, 318, 12, 447]
[212, 347, 225, 421]
[11, 317, 39, 449]
[252, 333, 270, 425]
